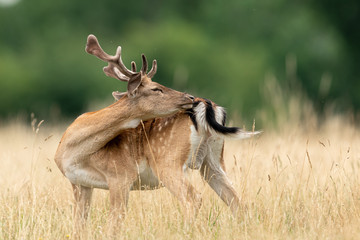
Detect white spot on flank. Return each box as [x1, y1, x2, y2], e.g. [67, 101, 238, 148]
[158, 126, 162, 132]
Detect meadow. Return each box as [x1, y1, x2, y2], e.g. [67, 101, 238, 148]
[1, 110, 360, 239]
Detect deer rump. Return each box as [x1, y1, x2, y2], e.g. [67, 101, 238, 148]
[125, 97, 260, 191]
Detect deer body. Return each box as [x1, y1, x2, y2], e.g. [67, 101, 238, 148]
[54, 35, 260, 236]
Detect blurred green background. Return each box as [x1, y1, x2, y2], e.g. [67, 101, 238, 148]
[0, 0, 359, 126]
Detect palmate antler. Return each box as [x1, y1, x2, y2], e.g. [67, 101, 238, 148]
[85, 34, 157, 94]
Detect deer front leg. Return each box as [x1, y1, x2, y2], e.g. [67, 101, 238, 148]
[200, 160, 242, 217]
[72, 184, 93, 239]
[106, 173, 137, 236]
[156, 168, 202, 218]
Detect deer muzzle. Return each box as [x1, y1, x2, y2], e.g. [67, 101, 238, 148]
[179, 94, 195, 109]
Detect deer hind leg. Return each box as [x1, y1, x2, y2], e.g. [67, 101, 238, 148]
[200, 139, 242, 216]
[200, 161, 242, 216]
[71, 184, 93, 238]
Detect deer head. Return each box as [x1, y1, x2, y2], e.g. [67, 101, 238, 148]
[86, 34, 194, 119]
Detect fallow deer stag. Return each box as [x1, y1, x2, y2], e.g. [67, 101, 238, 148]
[55, 34, 194, 232]
[54, 34, 260, 235]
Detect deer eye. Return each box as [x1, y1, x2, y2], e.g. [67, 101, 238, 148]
[151, 88, 163, 93]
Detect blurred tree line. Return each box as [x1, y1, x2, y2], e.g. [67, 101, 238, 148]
[0, 0, 359, 124]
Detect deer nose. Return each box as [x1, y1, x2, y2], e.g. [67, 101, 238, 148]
[186, 94, 195, 101]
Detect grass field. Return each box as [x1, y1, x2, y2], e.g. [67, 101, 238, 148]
[1, 112, 360, 239]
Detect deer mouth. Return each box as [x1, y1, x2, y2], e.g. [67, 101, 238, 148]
[179, 102, 194, 110]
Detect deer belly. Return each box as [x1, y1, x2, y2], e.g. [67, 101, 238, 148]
[64, 164, 109, 189]
[131, 161, 161, 190]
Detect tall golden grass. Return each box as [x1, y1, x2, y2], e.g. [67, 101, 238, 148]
[1, 91, 360, 239]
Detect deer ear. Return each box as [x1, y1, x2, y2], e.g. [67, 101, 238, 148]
[127, 73, 142, 96]
[112, 91, 127, 101]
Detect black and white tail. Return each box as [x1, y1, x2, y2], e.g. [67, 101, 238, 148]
[187, 98, 261, 139]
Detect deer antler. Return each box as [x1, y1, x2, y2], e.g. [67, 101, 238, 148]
[86, 34, 134, 81]
[148, 59, 157, 78]
[85, 34, 158, 94]
[131, 56, 157, 78]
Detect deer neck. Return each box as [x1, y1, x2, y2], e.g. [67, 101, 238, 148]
[59, 97, 145, 158]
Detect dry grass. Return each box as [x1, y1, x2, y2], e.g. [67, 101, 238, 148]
[1, 112, 360, 239]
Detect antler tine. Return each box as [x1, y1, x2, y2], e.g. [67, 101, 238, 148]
[131, 61, 137, 72]
[147, 60, 157, 78]
[141, 54, 148, 74]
